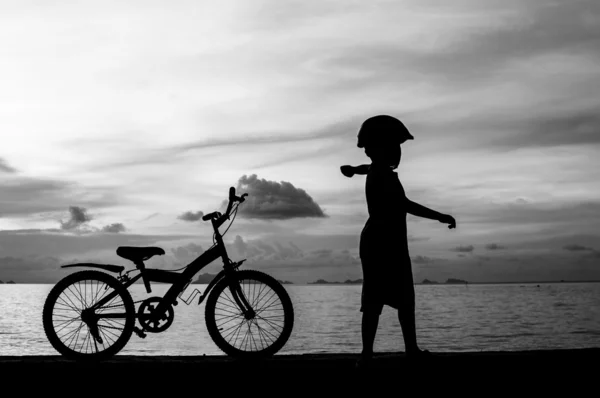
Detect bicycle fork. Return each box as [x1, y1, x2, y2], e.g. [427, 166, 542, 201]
[227, 279, 255, 319]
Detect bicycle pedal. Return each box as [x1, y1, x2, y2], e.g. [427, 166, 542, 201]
[133, 326, 147, 339]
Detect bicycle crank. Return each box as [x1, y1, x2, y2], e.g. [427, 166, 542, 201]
[137, 297, 175, 333]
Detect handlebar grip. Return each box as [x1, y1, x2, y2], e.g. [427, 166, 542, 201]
[229, 186, 236, 199]
[202, 211, 217, 221]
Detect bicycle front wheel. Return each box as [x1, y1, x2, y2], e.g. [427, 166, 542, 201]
[205, 270, 294, 358]
[42, 270, 135, 360]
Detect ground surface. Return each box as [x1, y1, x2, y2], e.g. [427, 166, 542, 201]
[2, 349, 596, 394]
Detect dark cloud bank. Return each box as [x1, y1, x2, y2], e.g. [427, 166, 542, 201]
[177, 211, 205, 222]
[0, 158, 17, 173]
[563, 244, 594, 252]
[60, 206, 126, 233]
[231, 174, 327, 220]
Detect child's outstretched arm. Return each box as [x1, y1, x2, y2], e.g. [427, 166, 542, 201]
[340, 164, 370, 178]
[406, 198, 456, 229]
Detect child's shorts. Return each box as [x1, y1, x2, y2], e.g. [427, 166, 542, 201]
[359, 255, 415, 315]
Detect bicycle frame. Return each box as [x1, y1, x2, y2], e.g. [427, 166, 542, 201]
[88, 201, 252, 323]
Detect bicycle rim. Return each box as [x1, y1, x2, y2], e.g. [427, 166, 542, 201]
[43, 271, 135, 359]
[205, 270, 294, 357]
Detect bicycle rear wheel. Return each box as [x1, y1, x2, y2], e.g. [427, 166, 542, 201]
[42, 270, 135, 360]
[205, 270, 294, 358]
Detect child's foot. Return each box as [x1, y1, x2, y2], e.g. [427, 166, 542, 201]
[406, 348, 433, 359]
[355, 353, 373, 369]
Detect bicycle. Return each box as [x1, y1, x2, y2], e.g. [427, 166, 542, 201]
[42, 187, 294, 360]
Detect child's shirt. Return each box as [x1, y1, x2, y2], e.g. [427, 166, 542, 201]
[359, 162, 409, 259]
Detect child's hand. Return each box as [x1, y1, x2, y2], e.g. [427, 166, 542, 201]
[438, 214, 456, 229]
[340, 165, 355, 178]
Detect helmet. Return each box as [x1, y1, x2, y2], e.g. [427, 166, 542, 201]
[357, 115, 414, 148]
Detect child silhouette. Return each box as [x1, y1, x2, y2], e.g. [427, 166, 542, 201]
[341, 115, 456, 368]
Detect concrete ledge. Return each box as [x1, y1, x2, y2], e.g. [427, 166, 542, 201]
[2, 349, 597, 393]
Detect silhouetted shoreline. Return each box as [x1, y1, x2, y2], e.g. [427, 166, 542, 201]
[3, 279, 600, 285]
[0, 349, 597, 392]
[305, 279, 600, 286]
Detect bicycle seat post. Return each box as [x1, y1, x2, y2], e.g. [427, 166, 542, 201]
[135, 260, 152, 294]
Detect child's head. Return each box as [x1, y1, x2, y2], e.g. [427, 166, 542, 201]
[357, 115, 413, 169]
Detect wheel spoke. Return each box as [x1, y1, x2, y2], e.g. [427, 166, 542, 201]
[44, 272, 134, 358]
[252, 287, 274, 310]
[255, 321, 275, 347]
[214, 301, 242, 315]
[62, 287, 84, 312]
[207, 272, 292, 356]
[224, 321, 246, 345]
[215, 315, 244, 329]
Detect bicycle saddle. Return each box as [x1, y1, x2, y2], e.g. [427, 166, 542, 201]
[116, 246, 165, 263]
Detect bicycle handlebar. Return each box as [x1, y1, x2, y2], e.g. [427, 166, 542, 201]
[203, 187, 248, 227]
[202, 211, 220, 221]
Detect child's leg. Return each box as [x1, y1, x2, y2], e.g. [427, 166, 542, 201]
[398, 282, 419, 353]
[398, 307, 419, 353]
[361, 310, 380, 357]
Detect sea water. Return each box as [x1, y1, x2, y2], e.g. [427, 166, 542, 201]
[1, 282, 599, 356]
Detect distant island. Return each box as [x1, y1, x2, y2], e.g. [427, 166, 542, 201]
[277, 280, 294, 285]
[0, 280, 16, 284]
[309, 279, 363, 285]
[192, 273, 218, 284]
[421, 278, 468, 284]
[445, 278, 469, 284]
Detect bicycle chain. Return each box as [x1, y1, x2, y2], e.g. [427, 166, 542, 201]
[92, 299, 146, 332]
[96, 299, 145, 310]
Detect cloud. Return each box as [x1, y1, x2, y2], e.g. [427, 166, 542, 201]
[142, 212, 160, 221]
[170, 243, 205, 266]
[177, 211, 205, 222]
[0, 158, 17, 173]
[408, 235, 431, 242]
[313, 1, 600, 90]
[233, 235, 248, 256]
[460, 202, 600, 232]
[230, 240, 361, 281]
[255, 240, 277, 255]
[0, 176, 120, 217]
[273, 241, 300, 259]
[451, 245, 475, 253]
[229, 236, 345, 266]
[173, 119, 358, 154]
[485, 243, 507, 250]
[584, 250, 600, 259]
[101, 223, 126, 233]
[563, 244, 594, 252]
[0, 228, 198, 260]
[310, 249, 333, 258]
[99, 119, 360, 170]
[0, 255, 62, 283]
[288, 241, 303, 256]
[489, 111, 600, 150]
[60, 206, 93, 230]
[233, 174, 326, 220]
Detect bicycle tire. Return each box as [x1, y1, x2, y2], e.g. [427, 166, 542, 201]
[205, 270, 294, 358]
[42, 270, 135, 360]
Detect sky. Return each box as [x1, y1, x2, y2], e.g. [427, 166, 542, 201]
[1, 0, 599, 283]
